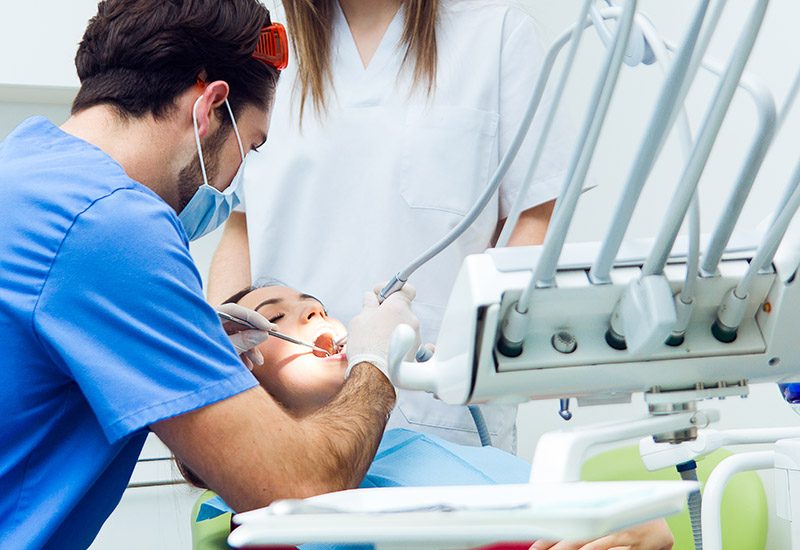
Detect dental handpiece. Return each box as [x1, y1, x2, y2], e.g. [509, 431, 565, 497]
[217, 311, 331, 357]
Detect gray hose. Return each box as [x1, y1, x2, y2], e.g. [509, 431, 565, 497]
[678, 461, 703, 550]
[468, 405, 493, 447]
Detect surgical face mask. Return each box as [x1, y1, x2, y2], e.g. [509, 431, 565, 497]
[178, 96, 246, 241]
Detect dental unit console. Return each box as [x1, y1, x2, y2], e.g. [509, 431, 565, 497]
[231, 2, 800, 548]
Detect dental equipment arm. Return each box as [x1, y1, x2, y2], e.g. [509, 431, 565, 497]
[589, 1, 713, 285]
[495, 0, 594, 249]
[633, 12, 778, 339]
[380, 1, 649, 303]
[606, 0, 769, 353]
[498, 0, 639, 357]
[640, 427, 800, 471]
[641, 0, 769, 280]
[712, 158, 800, 342]
[378, 8, 578, 302]
[590, 0, 655, 67]
[698, 74, 777, 277]
[777, 66, 800, 134]
[532, 0, 637, 290]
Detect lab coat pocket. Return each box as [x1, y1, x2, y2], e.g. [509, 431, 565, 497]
[399, 105, 499, 216]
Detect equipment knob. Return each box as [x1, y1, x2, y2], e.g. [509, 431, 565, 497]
[551, 331, 578, 354]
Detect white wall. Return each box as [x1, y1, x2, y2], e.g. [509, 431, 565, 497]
[2, 1, 800, 548]
[0, 0, 96, 88]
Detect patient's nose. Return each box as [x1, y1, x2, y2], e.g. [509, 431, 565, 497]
[300, 302, 325, 323]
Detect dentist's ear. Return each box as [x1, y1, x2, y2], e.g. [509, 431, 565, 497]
[192, 80, 230, 138]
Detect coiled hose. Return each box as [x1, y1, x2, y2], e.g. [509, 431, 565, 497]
[678, 460, 703, 550]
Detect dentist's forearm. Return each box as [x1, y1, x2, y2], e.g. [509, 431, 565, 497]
[301, 362, 395, 491]
[153, 364, 394, 512]
[208, 212, 251, 305]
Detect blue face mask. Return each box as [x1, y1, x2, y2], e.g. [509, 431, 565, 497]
[179, 96, 246, 241]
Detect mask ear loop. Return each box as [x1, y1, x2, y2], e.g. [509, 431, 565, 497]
[191, 96, 210, 189]
[223, 99, 246, 162]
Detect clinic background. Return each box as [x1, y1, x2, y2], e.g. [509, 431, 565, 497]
[2, 1, 799, 548]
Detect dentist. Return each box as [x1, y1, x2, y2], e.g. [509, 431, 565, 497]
[0, 1, 416, 548]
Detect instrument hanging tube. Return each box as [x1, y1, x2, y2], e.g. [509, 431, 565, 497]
[530, 0, 639, 293]
[777, 66, 800, 134]
[636, 17, 703, 309]
[496, 0, 594, 249]
[699, 75, 777, 277]
[736, 159, 800, 298]
[642, 0, 770, 278]
[590, 0, 711, 284]
[504, 1, 638, 354]
[381, 17, 585, 297]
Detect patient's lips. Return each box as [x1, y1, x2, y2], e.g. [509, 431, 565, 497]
[313, 333, 336, 358]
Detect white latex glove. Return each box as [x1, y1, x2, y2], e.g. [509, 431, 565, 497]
[345, 282, 420, 383]
[216, 303, 277, 370]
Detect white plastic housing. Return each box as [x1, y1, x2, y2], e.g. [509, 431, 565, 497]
[389, 234, 800, 405]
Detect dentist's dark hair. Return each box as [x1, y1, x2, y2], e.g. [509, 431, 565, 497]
[72, 0, 279, 120]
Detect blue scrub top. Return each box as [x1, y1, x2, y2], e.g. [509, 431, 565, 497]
[0, 117, 258, 549]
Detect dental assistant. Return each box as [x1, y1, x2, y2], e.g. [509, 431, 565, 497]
[0, 1, 418, 548]
[209, 0, 573, 451]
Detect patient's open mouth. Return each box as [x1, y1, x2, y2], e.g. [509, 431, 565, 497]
[313, 333, 336, 358]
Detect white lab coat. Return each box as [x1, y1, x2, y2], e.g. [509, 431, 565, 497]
[241, 0, 572, 452]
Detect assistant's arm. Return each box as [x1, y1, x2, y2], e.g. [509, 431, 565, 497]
[495, 199, 555, 247]
[153, 362, 394, 512]
[208, 212, 251, 305]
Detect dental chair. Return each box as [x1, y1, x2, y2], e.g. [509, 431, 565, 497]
[582, 446, 768, 549]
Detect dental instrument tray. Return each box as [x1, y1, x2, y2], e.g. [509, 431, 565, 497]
[228, 481, 696, 549]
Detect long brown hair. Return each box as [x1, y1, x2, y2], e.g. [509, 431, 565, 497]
[282, 0, 439, 120]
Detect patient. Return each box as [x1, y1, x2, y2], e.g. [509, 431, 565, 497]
[183, 281, 673, 550]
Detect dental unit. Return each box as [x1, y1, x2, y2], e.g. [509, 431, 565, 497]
[229, 2, 800, 548]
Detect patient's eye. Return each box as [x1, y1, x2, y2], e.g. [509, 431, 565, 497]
[268, 314, 284, 323]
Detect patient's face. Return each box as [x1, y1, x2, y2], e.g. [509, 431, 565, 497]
[236, 286, 348, 416]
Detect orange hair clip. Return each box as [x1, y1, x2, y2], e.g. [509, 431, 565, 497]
[252, 23, 288, 71]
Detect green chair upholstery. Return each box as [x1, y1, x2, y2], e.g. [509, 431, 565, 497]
[191, 490, 231, 550]
[582, 446, 768, 550]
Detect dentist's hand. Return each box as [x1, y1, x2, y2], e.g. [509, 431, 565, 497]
[346, 283, 420, 384]
[216, 303, 277, 370]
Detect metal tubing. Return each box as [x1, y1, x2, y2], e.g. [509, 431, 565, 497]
[386, 14, 590, 289]
[528, 0, 638, 295]
[735, 158, 800, 299]
[590, 1, 710, 284]
[698, 71, 777, 276]
[777, 66, 800, 134]
[642, 0, 770, 277]
[496, 0, 594, 248]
